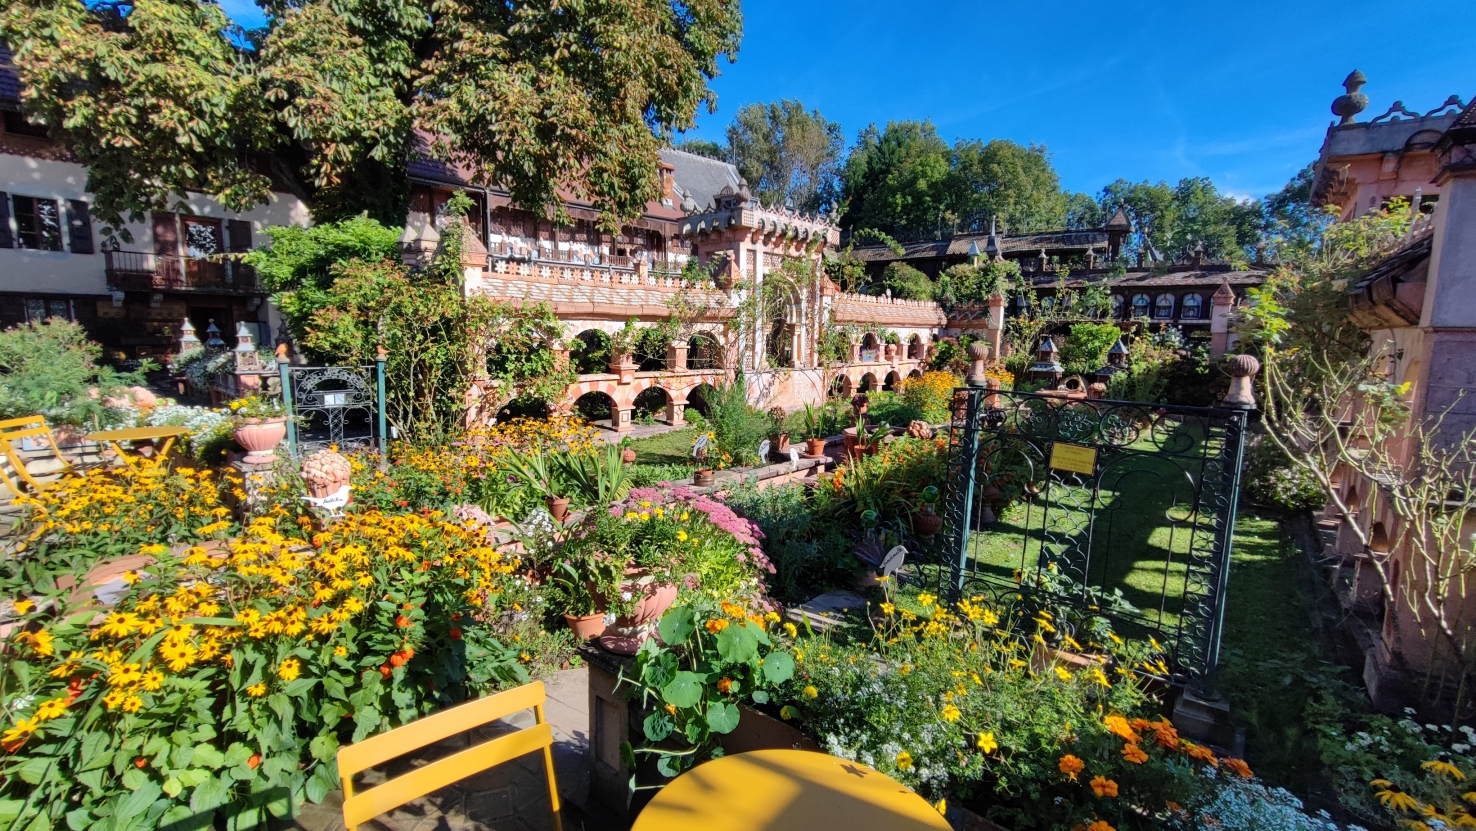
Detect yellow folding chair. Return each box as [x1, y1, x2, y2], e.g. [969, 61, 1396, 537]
[0, 415, 72, 498]
[337, 680, 563, 831]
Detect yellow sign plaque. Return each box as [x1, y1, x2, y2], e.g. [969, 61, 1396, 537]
[1049, 442, 1098, 475]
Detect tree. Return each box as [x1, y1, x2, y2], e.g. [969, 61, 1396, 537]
[1094, 177, 1261, 263]
[1261, 164, 1333, 261]
[950, 139, 1067, 233]
[879, 262, 933, 301]
[839, 121, 954, 238]
[677, 139, 728, 161]
[1064, 191, 1107, 230]
[1, 0, 743, 236]
[726, 99, 843, 214]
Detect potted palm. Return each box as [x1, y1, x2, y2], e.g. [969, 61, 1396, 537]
[228, 393, 289, 463]
[501, 447, 571, 522]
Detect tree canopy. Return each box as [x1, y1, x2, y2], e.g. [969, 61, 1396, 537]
[0, 0, 743, 235]
[838, 120, 1067, 240]
[725, 99, 844, 215]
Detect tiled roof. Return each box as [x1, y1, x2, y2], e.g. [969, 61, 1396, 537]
[849, 228, 1115, 263]
[660, 147, 742, 213]
[831, 293, 946, 327]
[1052, 269, 1267, 289]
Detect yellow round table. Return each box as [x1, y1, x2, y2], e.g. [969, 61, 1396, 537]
[631, 749, 952, 831]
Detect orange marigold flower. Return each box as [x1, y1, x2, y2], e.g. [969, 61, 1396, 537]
[1223, 757, 1253, 779]
[1183, 741, 1218, 767]
[1121, 744, 1149, 764]
[1059, 754, 1085, 781]
[705, 618, 730, 634]
[717, 677, 733, 693]
[1089, 776, 1118, 798]
[1085, 821, 1114, 831]
[1103, 714, 1140, 743]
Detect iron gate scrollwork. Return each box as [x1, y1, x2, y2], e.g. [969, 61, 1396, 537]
[935, 386, 1247, 688]
[280, 364, 387, 457]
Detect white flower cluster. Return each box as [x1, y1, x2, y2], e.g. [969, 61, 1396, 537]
[145, 404, 233, 456]
[1190, 778, 1366, 831]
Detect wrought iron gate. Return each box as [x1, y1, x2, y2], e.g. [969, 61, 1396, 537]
[279, 364, 387, 457]
[935, 386, 1248, 688]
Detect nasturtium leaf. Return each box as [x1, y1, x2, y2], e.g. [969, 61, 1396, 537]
[660, 671, 704, 708]
[715, 623, 758, 664]
[706, 701, 740, 734]
[750, 690, 770, 705]
[683, 719, 706, 745]
[642, 711, 674, 743]
[761, 651, 795, 685]
[178, 769, 211, 788]
[657, 606, 696, 646]
[640, 652, 677, 690]
[64, 807, 93, 831]
[656, 754, 684, 779]
[746, 620, 771, 646]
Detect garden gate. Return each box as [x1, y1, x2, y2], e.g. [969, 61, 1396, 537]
[278, 363, 387, 457]
[934, 386, 1248, 689]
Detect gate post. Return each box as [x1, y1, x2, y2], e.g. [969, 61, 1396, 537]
[277, 347, 297, 458]
[940, 384, 985, 605]
[375, 347, 388, 457]
[1198, 399, 1251, 697]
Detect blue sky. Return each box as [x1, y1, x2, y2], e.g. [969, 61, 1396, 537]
[219, 0, 1475, 201]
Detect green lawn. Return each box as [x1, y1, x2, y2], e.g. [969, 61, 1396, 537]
[627, 426, 701, 466]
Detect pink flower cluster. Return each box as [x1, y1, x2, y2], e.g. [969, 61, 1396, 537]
[618, 486, 777, 575]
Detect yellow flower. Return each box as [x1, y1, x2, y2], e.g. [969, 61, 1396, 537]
[676, 531, 688, 542]
[1, 717, 40, 745]
[246, 683, 267, 697]
[1054, 666, 1072, 681]
[802, 685, 818, 699]
[1090, 776, 1119, 798]
[933, 798, 946, 816]
[880, 603, 896, 616]
[34, 698, 69, 720]
[140, 670, 164, 691]
[277, 658, 301, 681]
[334, 645, 348, 657]
[894, 751, 913, 771]
[977, 732, 997, 753]
[27, 629, 54, 657]
[12, 599, 34, 615]
[1424, 756, 1467, 781]
[783, 622, 798, 638]
[917, 593, 936, 607]
[941, 704, 961, 723]
[1373, 783, 1422, 813]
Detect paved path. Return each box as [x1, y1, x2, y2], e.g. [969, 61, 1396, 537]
[291, 668, 628, 831]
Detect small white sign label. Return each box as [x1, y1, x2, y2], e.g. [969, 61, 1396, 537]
[322, 392, 347, 407]
[692, 432, 709, 458]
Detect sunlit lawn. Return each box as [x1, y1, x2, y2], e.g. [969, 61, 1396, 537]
[628, 426, 701, 466]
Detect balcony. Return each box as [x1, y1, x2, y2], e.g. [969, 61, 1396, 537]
[105, 250, 261, 294]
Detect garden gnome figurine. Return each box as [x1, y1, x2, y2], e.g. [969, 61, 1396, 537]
[1220, 354, 1260, 409]
[966, 342, 991, 387]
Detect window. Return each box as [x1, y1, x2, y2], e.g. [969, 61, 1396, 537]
[1154, 293, 1175, 319]
[24, 298, 73, 322]
[182, 217, 223, 257]
[1111, 294, 1125, 318]
[1181, 294, 1203, 320]
[13, 195, 63, 251]
[1130, 294, 1149, 318]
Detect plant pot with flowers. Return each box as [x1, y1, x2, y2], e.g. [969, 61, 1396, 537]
[500, 447, 572, 522]
[765, 406, 790, 459]
[228, 394, 289, 464]
[553, 485, 774, 655]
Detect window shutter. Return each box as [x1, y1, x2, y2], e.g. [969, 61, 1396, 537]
[0, 192, 11, 249]
[152, 212, 179, 256]
[226, 219, 254, 286]
[66, 200, 93, 254]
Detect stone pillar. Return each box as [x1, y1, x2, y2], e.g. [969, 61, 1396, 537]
[613, 407, 634, 433]
[1209, 282, 1235, 358]
[665, 396, 687, 426]
[667, 342, 688, 371]
[966, 341, 991, 387]
[986, 293, 1006, 360]
[1419, 138, 1476, 444]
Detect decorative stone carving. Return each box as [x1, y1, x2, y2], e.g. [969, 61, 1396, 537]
[1221, 354, 1261, 409]
[966, 341, 991, 387]
[301, 449, 352, 499]
[1332, 70, 1369, 125]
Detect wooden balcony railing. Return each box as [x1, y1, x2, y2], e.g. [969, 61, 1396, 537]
[105, 250, 261, 294]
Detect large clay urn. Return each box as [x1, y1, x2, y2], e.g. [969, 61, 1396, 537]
[599, 570, 678, 655]
[234, 417, 288, 464]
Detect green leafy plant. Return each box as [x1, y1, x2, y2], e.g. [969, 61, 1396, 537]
[226, 393, 287, 421]
[0, 319, 151, 426]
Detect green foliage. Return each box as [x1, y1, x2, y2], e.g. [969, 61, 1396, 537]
[726, 99, 844, 214]
[1243, 435, 1325, 512]
[675, 139, 726, 160]
[935, 260, 1009, 309]
[1060, 322, 1122, 377]
[1088, 177, 1263, 263]
[621, 601, 794, 782]
[0, 319, 149, 426]
[724, 481, 853, 600]
[2, 0, 743, 231]
[246, 216, 402, 316]
[839, 122, 1068, 239]
[702, 377, 769, 467]
[879, 261, 934, 301]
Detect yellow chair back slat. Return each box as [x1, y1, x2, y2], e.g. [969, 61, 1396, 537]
[337, 680, 561, 831]
[342, 722, 553, 829]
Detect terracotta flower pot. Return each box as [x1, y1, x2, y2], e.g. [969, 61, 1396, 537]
[545, 496, 570, 522]
[234, 416, 287, 464]
[622, 448, 637, 464]
[599, 570, 678, 655]
[914, 506, 943, 537]
[770, 433, 790, 457]
[693, 469, 715, 488]
[804, 437, 827, 457]
[564, 613, 607, 642]
[841, 427, 861, 460]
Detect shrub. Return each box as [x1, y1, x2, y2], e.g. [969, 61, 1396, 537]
[703, 377, 769, 468]
[144, 404, 236, 463]
[897, 370, 959, 423]
[0, 319, 149, 426]
[1061, 322, 1122, 377]
[1243, 435, 1324, 512]
[880, 262, 935, 301]
[724, 481, 852, 601]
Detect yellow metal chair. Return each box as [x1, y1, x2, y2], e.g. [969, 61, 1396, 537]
[337, 680, 563, 831]
[0, 415, 72, 498]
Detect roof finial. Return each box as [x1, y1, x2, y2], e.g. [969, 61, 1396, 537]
[1333, 70, 1369, 125]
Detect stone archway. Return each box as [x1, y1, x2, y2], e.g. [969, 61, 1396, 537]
[573, 390, 617, 429]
